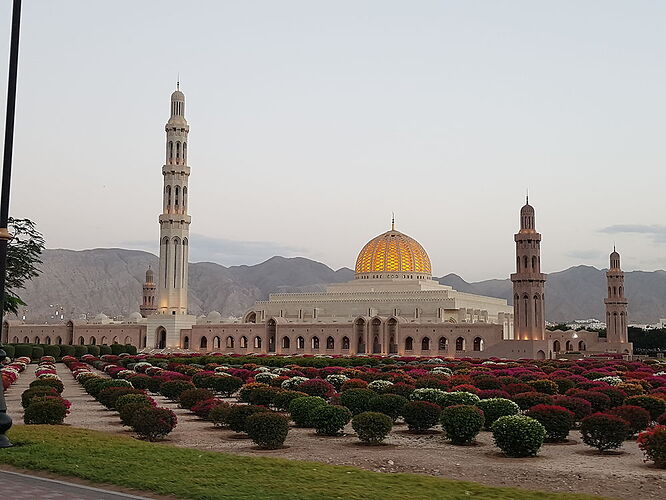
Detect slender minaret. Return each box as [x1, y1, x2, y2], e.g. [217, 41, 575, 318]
[140, 266, 157, 317]
[157, 84, 190, 315]
[605, 248, 628, 344]
[510, 197, 547, 340]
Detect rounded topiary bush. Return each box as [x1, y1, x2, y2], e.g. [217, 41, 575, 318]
[551, 395, 592, 422]
[273, 390, 309, 411]
[638, 425, 666, 468]
[339, 388, 375, 416]
[208, 403, 231, 427]
[289, 396, 327, 427]
[179, 388, 215, 410]
[311, 404, 352, 436]
[625, 395, 666, 421]
[98, 387, 144, 410]
[159, 380, 196, 400]
[297, 379, 335, 398]
[492, 415, 546, 457]
[115, 393, 152, 412]
[351, 411, 393, 444]
[402, 401, 441, 433]
[527, 379, 559, 395]
[567, 390, 611, 413]
[29, 378, 64, 394]
[580, 412, 630, 452]
[23, 398, 67, 425]
[476, 398, 520, 429]
[439, 391, 480, 408]
[130, 406, 178, 441]
[511, 392, 553, 410]
[210, 375, 244, 397]
[368, 394, 408, 421]
[608, 405, 652, 436]
[225, 404, 270, 433]
[524, 404, 575, 442]
[21, 386, 58, 408]
[440, 404, 485, 445]
[245, 411, 290, 449]
[119, 400, 154, 427]
[128, 374, 153, 390]
[191, 398, 225, 420]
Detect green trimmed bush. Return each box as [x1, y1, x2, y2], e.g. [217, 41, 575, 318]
[14, 344, 32, 358]
[98, 387, 144, 410]
[441, 404, 485, 445]
[524, 404, 575, 442]
[351, 411, 393, 444]
[115, 393, 153, 412]
[91, 379, 132, 399]
[527, 379, 558, 395]
[238, 383, 279, 407]
[42, 345, 60, 359]
[624, 395, 666, 420]
[59, 344, 76, 357]
[511, 392, 553, 410]
[225, 404, 270, 433]
[23, 398, 67, 425]
[130, 406, 177, 441]
[128, 374, 152, 390]
[608, 405, 652, 436]
[273, 390, 309, 411]
[339, 388, 375, 415]
[159, 380, 196, 400]
[245, 412, 290, 449]
[99, 345, 112, 355]
[2, 344, 15, 358]
[476, 398, 520, 429]
[403, 401, 441, 432]
[311, 404, 352, 436]
[29, 378, 64, 394]
[208, 403, 231, 427]
[289, 396, 327, 427]
[440, 391, 481, 408]
[492, 415, 546, 457]
[368, 394, 408, 421]
[21, 387, 58, 408]
[580, 412, 630, 451]
[111, 344, 136, 356]
[209, 375, 244, 397]
[119, 401, 153, 427]
[73, 345, 87, 358]
[178, 388, 214, 409]
[86, 345, 101, 357]
[31, 346, 44, 359]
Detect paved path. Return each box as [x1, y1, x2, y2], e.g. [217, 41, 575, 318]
[0, 469, 151, 499]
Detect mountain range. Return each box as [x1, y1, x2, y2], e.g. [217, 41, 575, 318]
[14, 248, 666, 324]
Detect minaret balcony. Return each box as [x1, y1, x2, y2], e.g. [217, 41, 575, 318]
[159, 214, 191, 224]
[510, 272, 547, 282]
[162, 165, 191, 176]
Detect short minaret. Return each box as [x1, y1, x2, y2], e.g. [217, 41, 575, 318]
[605, 248, 628, 344]
[140, 266, 157, 317]
[510, 197, 547, 340]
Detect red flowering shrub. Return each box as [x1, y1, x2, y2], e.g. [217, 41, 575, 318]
[298, 378, 336, 398]
[23, 398, 68, 425]
[503, 383, 533, 395]
[551, 395, 592, 421]
[566, 389, 611, 412]
[191, 398, 225, 419]
[386, 382, 416, 399]
[625, 395, 666, 420]
[451, 384, 481, 395]
[98, 387, 145, 410]
[658, 412, 666, 426]
[209, 375, 244, 397]
[511, 392, 553, 410]
[525, 404, 574, 442]
[415, 376, 450, 390]
[479, 389, 511, 400]
[608, 405, 651, 436]
[340, 379, 368, 391]
[159, 380, 196, 400]
[591, 386, 627, 408]
[130, 406, 178, 441]
[179, 388, 215, 410]
[551, 378, 576, 394]
[637, 425, 666, 468]
[580, 413, 630, 451]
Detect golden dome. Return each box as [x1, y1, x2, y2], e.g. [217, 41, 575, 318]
[355, 228, 432, 275]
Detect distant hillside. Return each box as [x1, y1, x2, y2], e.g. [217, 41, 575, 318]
[14, 248, 666, 323]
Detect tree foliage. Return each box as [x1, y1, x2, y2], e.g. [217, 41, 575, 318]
[4, 217, 45, 314]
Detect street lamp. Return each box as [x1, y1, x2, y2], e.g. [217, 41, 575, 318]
[0, 0, 23, 449]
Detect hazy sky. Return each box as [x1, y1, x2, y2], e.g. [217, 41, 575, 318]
[0, 1, 664, 281]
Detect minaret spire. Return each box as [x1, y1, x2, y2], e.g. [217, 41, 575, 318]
[605, 248, 628, 345]
[391, 212, 395, 231]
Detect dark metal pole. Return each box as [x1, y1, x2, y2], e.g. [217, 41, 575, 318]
[0, 0, 23, 449]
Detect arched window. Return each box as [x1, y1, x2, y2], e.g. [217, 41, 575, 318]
[342, 336, 350, 350]
[532, 255, 537, 270]
[182, 187, 187, 213]
[56, 336, 62, 345]
[312, 336, 320, 349]
[438, 337, 447, 351]
[455, 337, 465, 351]
[78, 336, 85, 345]
[326, 336, 334, 349]
[619, 286, 623, 296]
[254, 336, 262, 349]
[183, 336, 190, 349]
[34, 337, 40, 344]
[565, 340, 573, 351]
[125, 336, 132, 344]
[405, 337, 414, 351]
[297, 336, 305, 349]
[11, 336, 18, 343]
[101, 336, 107, 345]
[45, 336, 51, 345]
[578, 340, 586, 351]
[176, 141, 181, 162]
[168, 141, 173, 161]
[282, 336, 291, 349]
[113, 336, 119, 344]
[421, 337, 430, 351]
[534, 294, 540, 326]
[516, 256, 520, 271]
[183, 142, 187, 162]
[523, 255, 528, 270]
[89, 337, 96, 345]
[473, 337, 483, 351]
[174, 186, 180, 207]
[240, 336, 248, 348]
[166, 185, 171, 209]
[553, 340, 561, 352]
[225, 336, 233, 348]
[200, 337, 208, 349]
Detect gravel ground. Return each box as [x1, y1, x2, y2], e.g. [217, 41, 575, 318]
[4, 363, 665, 499]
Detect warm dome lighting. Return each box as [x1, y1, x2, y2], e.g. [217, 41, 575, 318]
[355, 229, 432, 276]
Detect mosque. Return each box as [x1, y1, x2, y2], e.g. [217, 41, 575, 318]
[2, 86, 633, 359]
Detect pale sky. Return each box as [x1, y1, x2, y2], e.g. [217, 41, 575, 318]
[0, 1, 664, 281]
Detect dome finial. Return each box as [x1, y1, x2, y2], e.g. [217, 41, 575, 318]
[391, 212, 395, 231]
[177, 73, 179, 91]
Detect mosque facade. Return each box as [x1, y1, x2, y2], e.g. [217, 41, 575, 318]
[2, 86, 633, 359]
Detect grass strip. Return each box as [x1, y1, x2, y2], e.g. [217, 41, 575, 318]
[1, 425, 602, 500]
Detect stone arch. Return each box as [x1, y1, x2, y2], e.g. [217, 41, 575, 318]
[536, 349, 546, 360]
[438, 336, 448, 351]
[473, 337, 484, 351]
[296, 336, 305, 349]
[405, 336, 414, 351]
[387, 317, 398, 354]
[11, 336, 18, 343]
[240, 336, 248, 349]
[78, 336, 85, 345]
[421, 336, 431, 351]
[225, 336, 233, 349]
[578, 340, 586, 351]
[90, 337, 97, 345]
[213, 336, 221, 349]
[267, 319, 277, 353]
[23, 336, 29, 343]
[101, 336, 108, 345]
[45, 336, 51, 345]
[371, 317, 382, 354]
[342, 336, 350, 350]
[199, 336, 208, 349]
[565, 340, 573, 351]
[254, 336, 262, 349]
[326, 336, 334, 349]
[354, 318, 366, 354]
[183, 336, 190, 349]
[455, 337, 465, 351]
[155, 329, 166, 349]
[553, 340, 561, 352]
[245, 311, 257, 323]
[35, 336, 40, 344]
[282, 336, 291, 349]
[124, 336, 132, 344]
[55, 336, 62, 345]
[311, 336, 320, 350]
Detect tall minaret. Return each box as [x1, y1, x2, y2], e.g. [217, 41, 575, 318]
[157, 84, 191, 315]
[140, 266, 157, 317]
[510, 197, 547, 340]
[605, 249, 628, 344]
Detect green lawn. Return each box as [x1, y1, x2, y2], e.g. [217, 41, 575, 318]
[0, 426, 602, 500]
